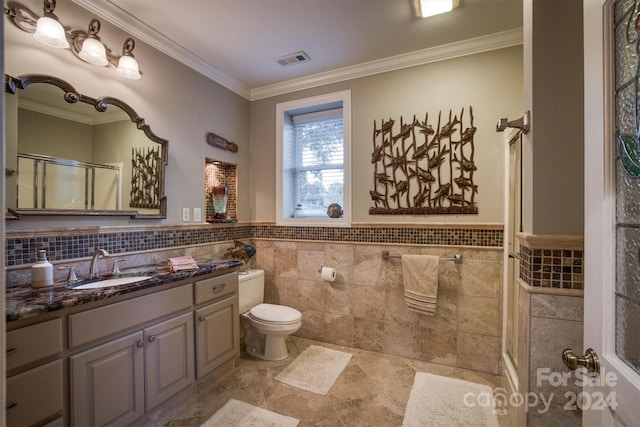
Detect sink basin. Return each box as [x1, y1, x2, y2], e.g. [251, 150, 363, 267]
[70, 276, 152, 290]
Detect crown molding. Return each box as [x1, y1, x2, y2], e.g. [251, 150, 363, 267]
[71, 0, 252, 99]
[250, 28, 523, 100]
[72, 1, 521, 102]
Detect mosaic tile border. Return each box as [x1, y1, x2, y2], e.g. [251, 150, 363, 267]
[252, 225, 503, 247]
[517, 236, 583, 290]
[6, 226, 252, 267]
[6, 223, 503, 267]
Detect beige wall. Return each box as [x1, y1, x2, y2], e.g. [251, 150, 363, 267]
[251, 46, 524, 224]
[5, 1, 525, 229]
[522, 0, 584, 235]
[4, 0, 251, 228]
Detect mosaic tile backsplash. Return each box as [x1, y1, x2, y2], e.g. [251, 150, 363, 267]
[6, 224, 503, 267]
[6, 226, 252, 267]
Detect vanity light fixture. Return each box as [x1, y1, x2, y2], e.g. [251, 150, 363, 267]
[77, 18, 109, 66]
[115, 38, 141, 80]
[4, 0, 142, 79]
[32, 0, 69, 48]
[414, 0, 460, 18]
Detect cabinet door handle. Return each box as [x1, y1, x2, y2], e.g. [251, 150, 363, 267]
[212, 284, 226, 292]
[148, 335, 156, 343]
[199, 315, 206, 322]
[6, 403, 17, 411]
[6, 347, 17, 355]
[136, 340, 144, 348]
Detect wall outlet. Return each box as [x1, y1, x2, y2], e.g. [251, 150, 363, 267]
[193, 207, 202, 222]
[182, 207, 190, 222]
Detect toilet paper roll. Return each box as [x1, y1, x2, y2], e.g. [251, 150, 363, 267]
[320, 266, 336, 282]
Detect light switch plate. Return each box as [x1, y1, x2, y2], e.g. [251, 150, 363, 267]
[193, 207, 202, 222]
[182, 207, 190, 222]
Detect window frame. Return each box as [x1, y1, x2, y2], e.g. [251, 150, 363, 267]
[275, 90, 351, 227]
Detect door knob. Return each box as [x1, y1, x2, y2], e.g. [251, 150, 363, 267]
[563, 348, 600, 376]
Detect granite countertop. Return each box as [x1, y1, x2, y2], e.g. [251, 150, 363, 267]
[6, 259, 244, 323]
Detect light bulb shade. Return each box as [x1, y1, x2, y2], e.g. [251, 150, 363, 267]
[78, 37, 108, 66]
[116, 55, 141, 79]
[33, 16, 69, 48]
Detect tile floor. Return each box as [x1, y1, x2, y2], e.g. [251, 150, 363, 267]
[165, 337, 514, 427]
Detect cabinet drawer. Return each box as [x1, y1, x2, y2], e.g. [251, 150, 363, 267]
[6, 318, 62, 371]
[194, 273, 238, 305]
[6, 359, 63, 427]
[69, 284, 192, 348]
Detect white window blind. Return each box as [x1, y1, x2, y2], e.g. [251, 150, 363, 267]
[276, 90, 351, 226]
[290, 109, 344, 217]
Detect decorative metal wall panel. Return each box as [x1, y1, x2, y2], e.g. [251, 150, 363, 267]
[369, 108, 477, 215]
[130, 146, 161, 209]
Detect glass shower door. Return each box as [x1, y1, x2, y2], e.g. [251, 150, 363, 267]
[506, 130, 523, 367]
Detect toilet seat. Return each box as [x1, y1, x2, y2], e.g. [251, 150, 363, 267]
[249, 303, 301, 325]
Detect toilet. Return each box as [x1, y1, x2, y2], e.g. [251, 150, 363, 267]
[238, 269, 302, 361]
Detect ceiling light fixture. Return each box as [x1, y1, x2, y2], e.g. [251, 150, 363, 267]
[4, 0, 142, 79]
[414, 0, 460, 18]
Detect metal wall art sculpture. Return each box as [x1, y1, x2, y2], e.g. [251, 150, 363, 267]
[130, 146, 161, 209]
[369, 107, 478, 215]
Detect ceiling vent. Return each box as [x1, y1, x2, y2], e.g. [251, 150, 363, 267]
[274, 51, 311, 67]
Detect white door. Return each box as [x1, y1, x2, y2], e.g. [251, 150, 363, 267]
[583, 1, 640, 425]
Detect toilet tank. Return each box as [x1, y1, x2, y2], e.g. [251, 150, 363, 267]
[238, 269, 265, 314]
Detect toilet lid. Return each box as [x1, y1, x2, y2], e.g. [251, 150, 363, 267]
[249, 303, 301, 324]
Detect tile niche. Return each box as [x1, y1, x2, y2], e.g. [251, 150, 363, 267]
[205, 158, 237, 222]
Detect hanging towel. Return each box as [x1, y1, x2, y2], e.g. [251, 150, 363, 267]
[401, 254, 440, 315]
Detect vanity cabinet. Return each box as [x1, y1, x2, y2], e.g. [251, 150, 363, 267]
[69, 285, 194, 426]
[6, 318, 63, 426]
[70, 312, 194, 426]
[6, 267, 240, 427]
[194, 273, 240, 378]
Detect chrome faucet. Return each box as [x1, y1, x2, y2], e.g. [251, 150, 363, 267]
[89, 249, 109, 278]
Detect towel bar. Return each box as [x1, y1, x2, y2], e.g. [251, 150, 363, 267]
[381, 250, 462, 265]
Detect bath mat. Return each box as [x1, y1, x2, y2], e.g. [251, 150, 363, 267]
[402, 372, 499, 427]
[201, 399, 299, 427]
[275, 345, 353, 395]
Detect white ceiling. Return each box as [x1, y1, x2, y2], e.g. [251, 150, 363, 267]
[73, 0, 523, 100]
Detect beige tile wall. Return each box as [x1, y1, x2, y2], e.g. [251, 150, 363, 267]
[517, 285, 584, 427]
[251, 239, 504, 375]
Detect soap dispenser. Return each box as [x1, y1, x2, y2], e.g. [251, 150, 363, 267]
[32, 249, 54, 288]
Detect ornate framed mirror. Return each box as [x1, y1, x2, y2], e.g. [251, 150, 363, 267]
[5, 73, 168, 219]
